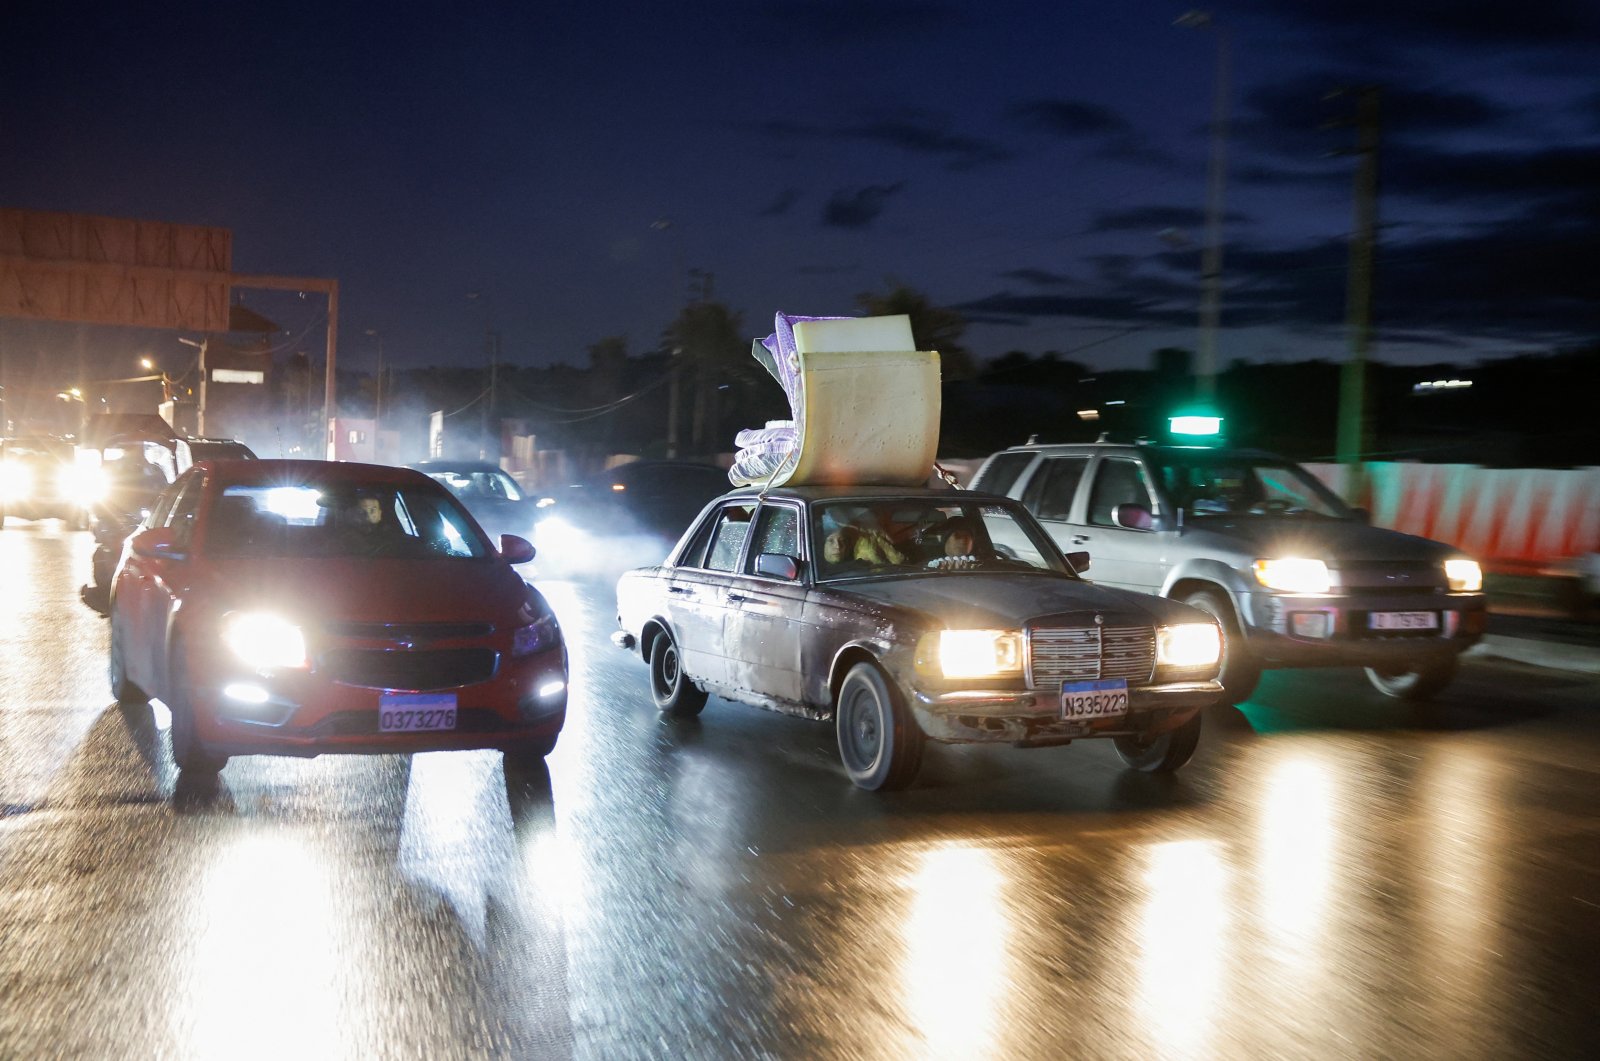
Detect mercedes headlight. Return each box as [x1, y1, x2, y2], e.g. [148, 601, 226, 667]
[1253, 557, 1331, 594]
[63, 464, 109, 506]
[1444, 558, 1482, 593]
[221, 611, 308, 670]
[1157, 623, 1222, 667]
[916, 629, 1024, 680]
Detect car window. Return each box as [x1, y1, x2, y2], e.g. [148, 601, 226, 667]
[165, 474, 207, 547]
[972, 451, 1035, 496]
[813, 498, 1070, 580]
[202, 482, 490, 559]
[1151, 451, 1350, 519]
[1022, 456, 1088, 521]
[745, 504, 800, 574]
[1087, 458, 1153, 527]
[147, 471, 191, 529]
[704, 502, 757, 572]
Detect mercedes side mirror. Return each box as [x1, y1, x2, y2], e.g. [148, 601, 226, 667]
[130, 527, 186, 561]
[1065, 550, 1091, 575]
[754, 552, 800, 581]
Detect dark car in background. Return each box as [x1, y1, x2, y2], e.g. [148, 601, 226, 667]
[409, 459, 540, 544]
[533, 459, 729, 579]
[971, 438, 1488, 704]
[614, 484, 1223, 790]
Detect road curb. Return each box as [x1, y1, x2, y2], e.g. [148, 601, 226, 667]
[1468, 635, 1600, 676]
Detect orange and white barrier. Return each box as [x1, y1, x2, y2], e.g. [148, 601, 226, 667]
[1305, 462, 1600, 570]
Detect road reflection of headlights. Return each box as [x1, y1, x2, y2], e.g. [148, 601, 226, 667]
[1157, 624, 1222, 667]
[0, 462, 31, 502]
[916, 630, 1024, 680]
[513, 614, 561, 657]
[222, 611, 308, 670]
[1444, 558, 1482, 593]
[533, 515, 583, 556]
[1253, 557, 1331, 594]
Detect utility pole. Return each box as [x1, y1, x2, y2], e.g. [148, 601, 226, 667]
[480, 328, 500, 461]
[1333, 86, 1382, 500]
[1177, 10, 1230, 401]
[365, 328, 384, 445]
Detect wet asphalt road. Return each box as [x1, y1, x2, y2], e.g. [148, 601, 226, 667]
[2, 522, 1598, 1060]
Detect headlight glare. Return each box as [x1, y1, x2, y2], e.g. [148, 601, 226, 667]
[222, 611, 308, 670]
[1157, 623, 1222, 667]
[918, 629, 1023, 679]
[1253, 557, 1331, 594]
[0, 462, 30, 502]
[1444, 558, 1482, 593]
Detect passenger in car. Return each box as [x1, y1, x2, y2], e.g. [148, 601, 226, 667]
[925, 516, 979, 570]
[821, 524, 905, 569]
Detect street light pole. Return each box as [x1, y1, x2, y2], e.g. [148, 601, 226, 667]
[1177, 10, 1231, 401]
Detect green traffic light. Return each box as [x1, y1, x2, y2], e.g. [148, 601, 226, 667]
[1169, 415, 1223, 436]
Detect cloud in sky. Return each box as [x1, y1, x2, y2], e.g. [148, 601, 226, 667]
[822, 183, 907, 229]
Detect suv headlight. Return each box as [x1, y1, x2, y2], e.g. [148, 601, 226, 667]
[221, 611, 308, 670]
[1253, 557, 1331, 594]
[916, 630, 1024, 680]
[1157, 623, 1221, 667]
[1444, 558, 1482, 593]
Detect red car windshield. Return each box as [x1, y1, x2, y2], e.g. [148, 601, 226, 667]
[204, 483, 490, 559]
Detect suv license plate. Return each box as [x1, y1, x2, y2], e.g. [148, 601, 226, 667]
[379, 693, 458, 733]
[1060, 679, 1129, 720]
[1369, 611, 1439, 631]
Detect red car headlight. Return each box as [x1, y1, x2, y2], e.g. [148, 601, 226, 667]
[513, 614, 561, 657]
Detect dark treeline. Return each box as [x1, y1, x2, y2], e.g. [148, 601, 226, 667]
[164, 286, 1600, 470]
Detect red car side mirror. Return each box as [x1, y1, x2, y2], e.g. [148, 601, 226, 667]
[130, 527, 186, 560]
[499, 534, 536, 565]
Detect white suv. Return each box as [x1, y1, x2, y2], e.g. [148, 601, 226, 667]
[971, 439, 1488, 704]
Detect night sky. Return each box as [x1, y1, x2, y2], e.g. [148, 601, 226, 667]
[4, 0, 1597, 384]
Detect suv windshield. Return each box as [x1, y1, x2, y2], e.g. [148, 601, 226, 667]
[812, 498, 1071, 580]
[1150, 450, 1352, 520]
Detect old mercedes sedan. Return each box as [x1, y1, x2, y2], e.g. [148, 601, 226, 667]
[614, 485, 1225, 790]
[109, 460, 568, 781]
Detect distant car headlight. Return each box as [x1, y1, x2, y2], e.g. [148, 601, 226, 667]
[513, 614, 561, 657]
[0, 462, 31, 502]
[916, 629, 1024, 680]
[1444, 558, 1483, 593]
[1253, 557, 1331, 594]
[1157, 623, 1222, 668]
[221, 611, 308, 670]
[533, 515, 583, 555]
[62, 464, 109, 506]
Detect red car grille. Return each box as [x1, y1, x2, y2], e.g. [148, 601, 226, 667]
[1027, 625, 1156, 687]
[319, 648, 499, 690]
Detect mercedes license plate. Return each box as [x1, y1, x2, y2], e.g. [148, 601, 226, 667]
[1060, 679, 1129, 720]
[1368, 611, 1439, 631]
[378, 692, 458, 733]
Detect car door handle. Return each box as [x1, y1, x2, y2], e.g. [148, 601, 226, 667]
[668, 585, 693, 595]
[1071, 534, 1091, 544]
[727, 593, 763, 604]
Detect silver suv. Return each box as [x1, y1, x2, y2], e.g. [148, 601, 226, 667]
[971, 439, 1488, 704]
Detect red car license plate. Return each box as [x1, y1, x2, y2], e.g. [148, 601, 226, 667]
[1060, 679, 1129, 720]
[378, 693, 458, 733]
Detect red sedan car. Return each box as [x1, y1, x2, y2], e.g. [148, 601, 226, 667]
[108, 459, 568, 778]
